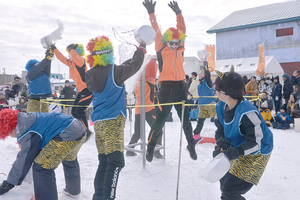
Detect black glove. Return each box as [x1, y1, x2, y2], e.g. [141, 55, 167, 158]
[216, 138, 231, 151]
[45, 48, 54, 60]
[168, 1, 181, 15]
[0, 180, 14, 195]
[212, 145, 222, 158]
[50, 44, 57, 50]
[138, 43, 147, 54]
[143, 0, 156, 14]
[67, 43, 78, 52]
[222, 146, 240, 161]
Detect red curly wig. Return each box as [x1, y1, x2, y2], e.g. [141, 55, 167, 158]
[0, 109, 19, 140]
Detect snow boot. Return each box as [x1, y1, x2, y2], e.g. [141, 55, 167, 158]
[63, 188, 80, 198]
[146, 146, 155, 162]
[186, 143, 197, 160]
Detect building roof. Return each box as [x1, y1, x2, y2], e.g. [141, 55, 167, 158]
[207, 0, 300, 34]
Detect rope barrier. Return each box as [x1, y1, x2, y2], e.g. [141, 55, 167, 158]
[37, 95, 261, 109]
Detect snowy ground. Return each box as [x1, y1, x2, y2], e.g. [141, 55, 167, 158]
[0, 107, 299, 200]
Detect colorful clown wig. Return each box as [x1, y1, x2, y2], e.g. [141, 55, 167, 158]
[162, 27, 186, 44]
[86, 36, 114, 67]
[0, 109, 19, 140]
[66, 44, 85, 56]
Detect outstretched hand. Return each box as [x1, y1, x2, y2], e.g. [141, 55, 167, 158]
[168, 1, 181, 15]
[143, 0, 156, 14]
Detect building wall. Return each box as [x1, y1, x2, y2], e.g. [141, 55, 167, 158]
[215, 21, 300, 64]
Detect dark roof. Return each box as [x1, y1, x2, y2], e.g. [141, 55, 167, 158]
[207, 0, 300, 34]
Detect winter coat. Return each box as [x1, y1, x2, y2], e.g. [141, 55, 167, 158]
[6, 112, 85, 186]
[283, 78, 293, 100]
[135, 80, 155, 114]
[272, 82, 282, 102]
[245, 81, 258, 96]
[10, 82, 27, 98]
[188, 77, 199, 97]
[54, 49, 88, 93]
[274, 112, 292, 124]
[287, 100, 300, 119]
[149, 13, 186, 83]
[60, 86, 76, 105]
[290, 75, 300, 99]
[258, 83, 272, 99]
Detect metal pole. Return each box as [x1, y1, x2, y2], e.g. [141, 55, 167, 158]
[176, 101, 185, 200]
[140, 69, 146, 168]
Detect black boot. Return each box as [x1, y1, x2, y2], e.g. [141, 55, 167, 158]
[146, 146, 155, 162]
[186, 143, 197, 160]
[126, 150, 137, 157]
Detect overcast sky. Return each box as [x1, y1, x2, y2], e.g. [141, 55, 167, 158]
[0, 0, 292, 77]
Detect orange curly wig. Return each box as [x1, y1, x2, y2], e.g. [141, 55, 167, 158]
[0, 109, 19, 140]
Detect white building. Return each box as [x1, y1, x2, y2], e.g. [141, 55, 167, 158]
[207, 1, 300, 76]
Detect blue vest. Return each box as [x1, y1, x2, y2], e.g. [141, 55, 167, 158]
[198, 79, 214, 106]
[27, 72, 52, 97]
[91, 64, 127, 122]
[17, 112, 74, 149]
[216, 100, 273, 155]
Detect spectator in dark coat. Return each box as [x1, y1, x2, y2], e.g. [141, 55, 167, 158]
[272, 76, 282, 113]
[290, 70, 300, 99]
[10, 76, 27, 98]
[282, 73, 293, 104]
[60, 80, 76, 116]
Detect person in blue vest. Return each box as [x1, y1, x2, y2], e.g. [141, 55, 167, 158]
[85, 36, 146, 200]
[0, 109, 86, 199]
[193, 63, 215, 144]
[213, 70, 273, 200]
[25, 48, 54, 113]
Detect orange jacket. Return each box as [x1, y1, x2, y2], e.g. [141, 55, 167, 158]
[135, 80, 155, 115]
[149, 13, 186, 82]
[54, 49, 88, 93]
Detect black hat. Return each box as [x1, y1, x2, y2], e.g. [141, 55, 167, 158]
[274, 75, 279, 80]
[280, 104, 287, 112]
[14, 76, 21, 80]
[65, 80, 70, 83]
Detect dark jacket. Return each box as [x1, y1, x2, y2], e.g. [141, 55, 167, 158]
[60, 86, 76, 105]
[272, 82, 282, 102]
[283, 78, 293, 100]
[290, 75, 300, 98]
[10, 82, 27, 98]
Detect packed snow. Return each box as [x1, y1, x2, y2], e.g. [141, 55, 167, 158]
[0, 107, 299, 200]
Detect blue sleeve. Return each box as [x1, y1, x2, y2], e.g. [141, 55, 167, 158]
[7, 133, 41, 186]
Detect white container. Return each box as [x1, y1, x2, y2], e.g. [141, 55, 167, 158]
[134, 25, 156, 45]
[201, 152, 231, 183]
[294, 118, 300, 132]
[41, 36, 53, 49]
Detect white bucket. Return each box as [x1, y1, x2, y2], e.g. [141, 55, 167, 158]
[41, 36, 53, 49]
[134, 25, 156, 45]
[197, 49, 209, 61]
[294, 118, 300, 132]
[201, 152, 231, 183]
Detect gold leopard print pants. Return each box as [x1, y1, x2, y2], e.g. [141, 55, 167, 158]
[27, 99, 49, 113]
[94, 114, 125, 155]
[34, 135, 86, 169]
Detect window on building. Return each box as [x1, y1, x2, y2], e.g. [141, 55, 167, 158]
[276, 27, 293, 37]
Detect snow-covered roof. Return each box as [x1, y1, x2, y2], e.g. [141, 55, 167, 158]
[207, 1, 300, 33]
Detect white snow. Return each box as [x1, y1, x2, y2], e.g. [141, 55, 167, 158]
[0, 107, 299, 200]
